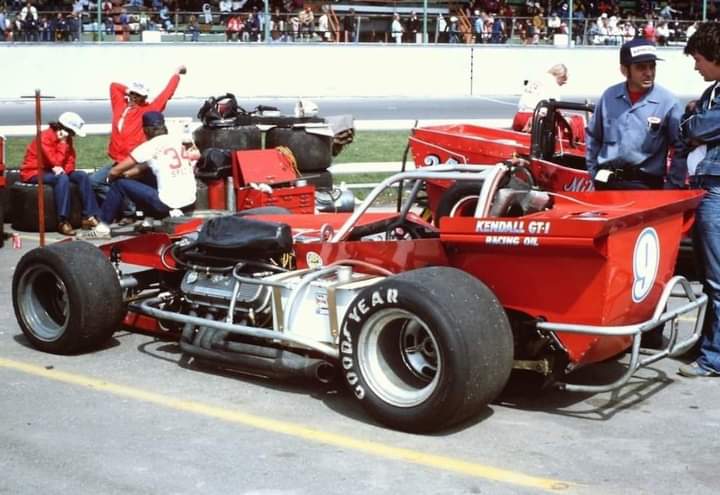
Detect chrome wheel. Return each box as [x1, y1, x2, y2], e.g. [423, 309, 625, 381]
[16, 265, 70, 342]
[357, 309, 441, 408]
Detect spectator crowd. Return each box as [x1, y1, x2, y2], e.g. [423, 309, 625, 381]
[0, 0, 713, 44]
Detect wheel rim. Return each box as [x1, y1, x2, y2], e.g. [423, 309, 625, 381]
[17, 265, 70, 342]
[357, 309, 441, 408]
[449, 195, 479, 217]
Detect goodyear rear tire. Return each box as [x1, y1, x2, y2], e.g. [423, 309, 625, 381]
[339, 267, 513, 432]
[12, 241, 124, 354]
[193, 125, 262, 153]
[266, 128, 332, 172]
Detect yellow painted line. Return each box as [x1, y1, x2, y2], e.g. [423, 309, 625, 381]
[0, 357, 575, 493]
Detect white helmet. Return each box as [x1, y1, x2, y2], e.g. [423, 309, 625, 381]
[58, 111, 86, 137]
[126, 81, 150, 97]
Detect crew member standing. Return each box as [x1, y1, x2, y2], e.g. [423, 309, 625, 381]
[586, 39, 685, 190]
[90, 65, 187, 205]
[677, 22, 720, 377]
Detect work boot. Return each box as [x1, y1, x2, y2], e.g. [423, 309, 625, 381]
[81, 216, 100, 230]
[57, 221, 76, 236]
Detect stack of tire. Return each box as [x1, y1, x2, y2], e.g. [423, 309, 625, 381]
[265, 126, 333, 189]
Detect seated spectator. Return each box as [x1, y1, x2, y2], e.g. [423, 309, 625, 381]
[39, 15, 51, 41]
[20, 112, 101, 236]
[0, 8, 8, 41]
[656, 20, 670, 45]
[66, 13, 80, 41]
[53, 12, 69, 41]
[103, 15, 114, 36]
[318, 5, 331, 42]
[490, 15, 504, 43]
[158, 3, 173, 31]
[226, 14, 240, 41]
[83, 112, 200, 240]
[219, 0, 232, 24]
[202, 3, 212, 25]
[298, 5, 313, 41]
[448, 15, 459, 44]
[643, 20, 656, 42]
[186, 14, 199, 41]
[19, 1, 38, 42]
[658, 2, 680, 19]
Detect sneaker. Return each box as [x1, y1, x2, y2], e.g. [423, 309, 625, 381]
[79, 222, 111, 240]
[81, 216, 100, 230]
[58, 221, 76, 236]
[678, 361, 720, 378]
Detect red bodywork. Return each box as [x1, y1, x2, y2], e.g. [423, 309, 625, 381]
[279, 190, 701, 368]
[410, 124, 593, 214]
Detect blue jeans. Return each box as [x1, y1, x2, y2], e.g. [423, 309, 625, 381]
[28, 171, 101, 220]
[693, 175, 720, 373]
[100, 178, 169, 224]
[90, 164, 157, 216]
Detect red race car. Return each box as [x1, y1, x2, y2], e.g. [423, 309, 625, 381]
[11, 163, 706, 433]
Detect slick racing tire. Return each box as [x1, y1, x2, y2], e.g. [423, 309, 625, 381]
[339, 266, 513, 433]
[193, 125, 262, 153]
[266, 128, 332, 172]
[12, 241, 125, 354]
[10, 181, 83, 232]
[434, 181, 484, 226]
[2, 169, 21, 224]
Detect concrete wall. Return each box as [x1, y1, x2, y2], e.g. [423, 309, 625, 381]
[0, 43, 705, 101]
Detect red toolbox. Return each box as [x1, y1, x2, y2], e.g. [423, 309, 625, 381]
[232, 149, 315, 214]
[236, 184, 315, 213]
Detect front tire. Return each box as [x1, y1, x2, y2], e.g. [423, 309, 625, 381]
[340, 267, 513, 432]
[12, 241, 125, 354]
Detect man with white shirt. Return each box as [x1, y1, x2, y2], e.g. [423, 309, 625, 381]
[83, 112, 199, 239]
[512, 63, 567, 132]
[677, 23, 720, 378]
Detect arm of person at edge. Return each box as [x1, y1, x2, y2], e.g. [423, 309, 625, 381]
[109, 81, 128, 117]
[665, 101, 689, 189]
[681, 91, 720, 146]
[148, 66, 186, 112]
[107, 155, 148, 181]
[584, 99, 604, 181]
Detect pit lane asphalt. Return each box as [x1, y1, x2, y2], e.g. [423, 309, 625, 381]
[1, 231, 717, 495]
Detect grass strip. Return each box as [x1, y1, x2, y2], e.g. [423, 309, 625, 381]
[4, 130, 411, 170]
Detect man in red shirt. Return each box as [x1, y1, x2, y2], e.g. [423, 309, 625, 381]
[90, 65, 187, 214]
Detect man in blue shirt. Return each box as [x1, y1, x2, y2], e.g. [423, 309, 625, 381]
[586, 38, 685, 190]
[677, 23, 720, 378]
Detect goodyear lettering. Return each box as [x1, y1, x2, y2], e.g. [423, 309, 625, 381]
[371, 291, 384, 307]
[340, 340, 352, 354]
[346, 371, 359, 386]
[342, 356, 354, 370]
[387, 288, 398, 304]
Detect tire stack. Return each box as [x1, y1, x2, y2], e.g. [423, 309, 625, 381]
[9, 181, 83, 232]
[265, 127, 333, 189]
[192, 125, 262, 154]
